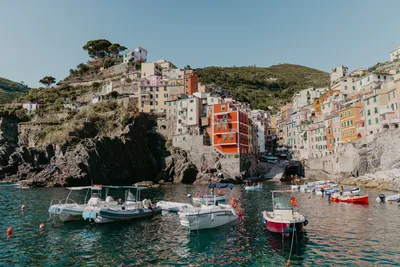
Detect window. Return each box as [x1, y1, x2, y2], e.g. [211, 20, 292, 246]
[180, 102, 182, 107]
[388, 94, 391, 101]
[217, 124, 220, 130]
[352, 86, 355, 90]
[393, 91, 396, 98]
[374, 107, 378, 114]
[367, 99, 369, 105]
[164, 87, 167, 91]
[155, 101, 158, 105]
[374, 96, 377, 103]
[223, 123, 226, 129]
[230, 133, 233, 140]
[375, 118, 379, 124]
[156, 94, 159, 98]
[150, 101, 153, 105]
[156, 87, 159, 91]
[348, 110, 351, 116]
[345, 86, 348, 90]
[368, 119, 371, 125]
[164, 101, 166, 105]
[183, 136, 186, 141]
[367, 110, 370, 116]
[221, 105, 226, 110]
[185, 85, 188, 88]
[392, 104, 395, 111]
[328, 103, 331, 108]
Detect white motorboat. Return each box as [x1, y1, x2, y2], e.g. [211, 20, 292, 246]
[179, 183, 239, 230]
[376, 193, 400, 203]
[291, 185, 300, 191]
[82, 185, 160, 224]
[193, 194, 227, 204]
[48, 185, 107, 222]
[156, 200, 194, 212]
[179, 204, 238, 230]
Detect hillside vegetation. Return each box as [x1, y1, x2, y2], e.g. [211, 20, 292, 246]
[198, 64, 329, 110]
[0, 77, 30, 104]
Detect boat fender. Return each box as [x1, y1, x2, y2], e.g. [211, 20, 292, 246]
[230, 198, 238, 208]
[378, 194, 386, 203]
[304, 220, 309, 226]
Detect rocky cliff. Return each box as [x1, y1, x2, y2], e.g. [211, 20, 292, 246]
[0, 113, 173, 187]
[305, 129, 400, 191]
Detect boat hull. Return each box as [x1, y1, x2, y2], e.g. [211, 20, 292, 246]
[331, 195, 369, 204]
[265, 220, 305, 234]
[156, 201, 193, 212]
[179, 205, 238, 230]
[93, 207, 161, 224]
[244, 185, 262, 191]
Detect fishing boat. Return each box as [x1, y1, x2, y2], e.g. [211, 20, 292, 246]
[48, 185, 106, 222]
[376, 193, 400, 203]
[261, 191, 308, 235]
[156, 199, 194, 212]
[179, 183, 238, 230]
[82, 186, 161, 224]
[330, 195, 369, 204]
[244, 183, 263, 191]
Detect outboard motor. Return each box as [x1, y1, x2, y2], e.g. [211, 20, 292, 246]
[377, 194, 386, 203]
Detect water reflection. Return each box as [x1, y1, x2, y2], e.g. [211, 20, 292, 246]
[0, 183, 399, 266]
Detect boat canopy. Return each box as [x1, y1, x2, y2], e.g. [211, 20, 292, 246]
[208, 183, 234, 190]
[66, 186, 102, 191]
[102, 185, 148, 190]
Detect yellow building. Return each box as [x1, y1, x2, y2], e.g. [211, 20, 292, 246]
[340, 102, 363, 143]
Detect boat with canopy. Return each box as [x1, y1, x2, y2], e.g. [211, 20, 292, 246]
[82, 185, 160, 224]
[192, 183, 233, 204]
[179, 183, 239, 230]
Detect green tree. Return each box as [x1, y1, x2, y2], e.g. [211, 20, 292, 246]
[184, 65, 192, 70]
[83, 39, 112, 58]
[76, 63, 90, 75]
[108, 43, 127, 57]
[39, 76, 56, 87]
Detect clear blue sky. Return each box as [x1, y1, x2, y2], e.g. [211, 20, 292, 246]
[1, 0, 399, 87]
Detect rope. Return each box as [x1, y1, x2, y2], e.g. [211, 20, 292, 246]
[286, 221, 296, 266]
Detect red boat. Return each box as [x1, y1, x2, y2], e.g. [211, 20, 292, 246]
[331, 195, 369, 204]
[261, 191, 308, 235]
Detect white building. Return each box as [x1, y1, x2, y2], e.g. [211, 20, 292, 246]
[101, 82, 113, 95]
[292, 87, 328, 109]
[330, 65, 348, 85]
[155, 59, 177, 70]
[22, 102, 39, 113]
[357, 72, 393, 93]
[141, 62, 162, 79]
[123, 47, 147, 64]
[331, 77, 357, 96]
[390, 45, 400, 62]
[250, 110, 268, 153]
[175, 96, 201, 135]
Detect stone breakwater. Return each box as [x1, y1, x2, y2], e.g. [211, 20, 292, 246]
[332, 169, 400, 192]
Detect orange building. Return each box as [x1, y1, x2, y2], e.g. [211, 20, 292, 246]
[325, 117, 335, 151]
[184, 72, 199, 96]
[340, 102, 363, 143]
[313, 90, 340, 113]
[212, 103, 249, 154]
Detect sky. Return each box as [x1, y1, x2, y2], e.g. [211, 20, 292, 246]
[0, 0, 400, 87]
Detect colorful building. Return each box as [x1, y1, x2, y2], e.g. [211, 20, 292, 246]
[340, 102, 363, 143]
[212, 103, 250, 154]
[184, 71, 199, 96]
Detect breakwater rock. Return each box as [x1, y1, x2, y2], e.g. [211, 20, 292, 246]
[332, 169, 400, 192]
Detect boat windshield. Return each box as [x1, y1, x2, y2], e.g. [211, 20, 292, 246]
[273, 196, 292, 210]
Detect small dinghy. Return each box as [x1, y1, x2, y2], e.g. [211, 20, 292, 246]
[244, 183, 263, 191]
[156, 200, 194, 212]
[331, 195, 369, 204]
[376, 193, 400, 203]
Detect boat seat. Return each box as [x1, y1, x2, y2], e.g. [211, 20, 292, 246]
[273, 210, 293, 220]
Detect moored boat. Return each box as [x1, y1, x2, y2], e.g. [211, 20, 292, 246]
[244, 183, 263, 191]
[331, 195, 369, 204]
[261, 191, 308, 235]
[156, 200, 194, 212]
[48, 185, 105, 222]
[179, 183, 238, 230]
[376, 193, 400, 203]
[83, 186, 160, 224]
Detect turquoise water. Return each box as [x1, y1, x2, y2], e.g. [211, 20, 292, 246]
[0, 182, 399, 266]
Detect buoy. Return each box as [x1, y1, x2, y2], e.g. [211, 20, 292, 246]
[21, 205, 27, 211]
[237, 211, 243, 217]
[40, 223, 46, 229]
[7, 227, 13, 235]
